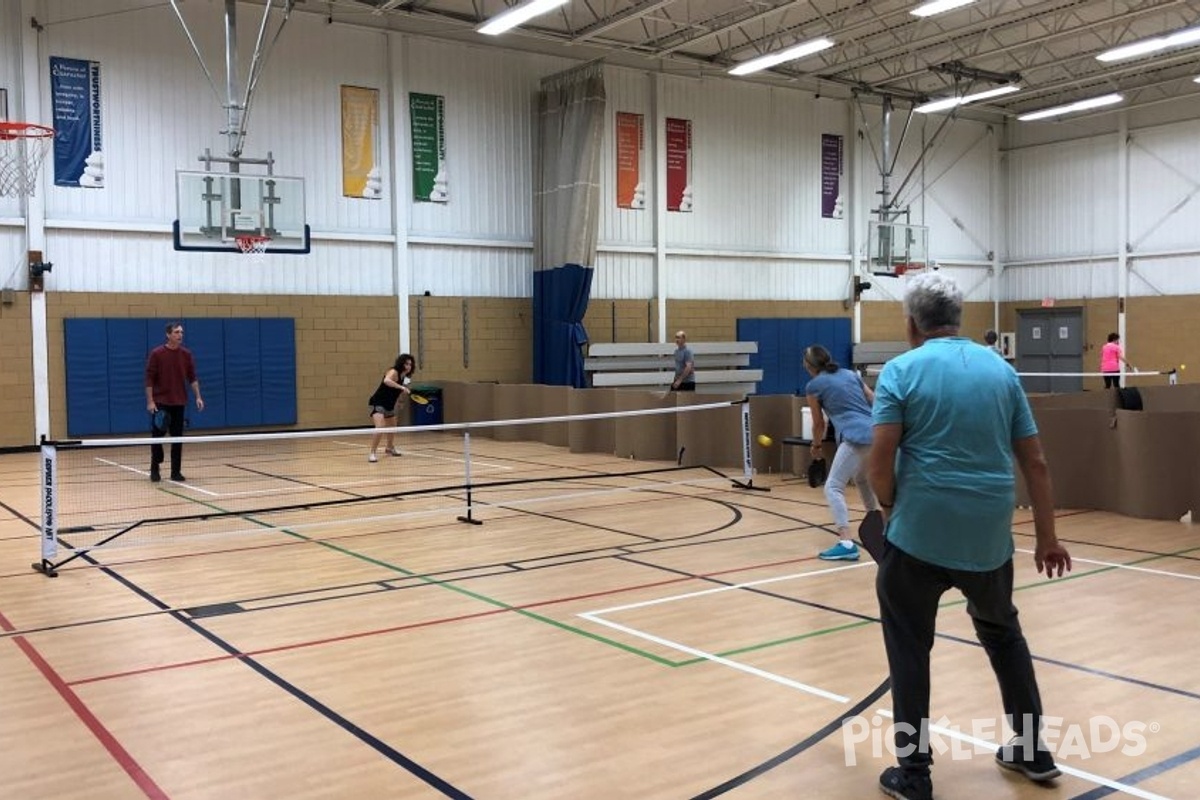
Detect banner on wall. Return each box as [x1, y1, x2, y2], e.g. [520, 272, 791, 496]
[341, 85, 381, 199]
[665, 117, 692, 212]
[615, 112, 645, 210]
[50, 56, 104, 188]
[821, 133, 843, 219]
[410, 92, 447, 203]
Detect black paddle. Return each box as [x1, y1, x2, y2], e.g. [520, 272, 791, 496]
[857, 509, 886, 563]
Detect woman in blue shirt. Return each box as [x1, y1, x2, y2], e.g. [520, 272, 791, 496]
[803, 345, 878, 560]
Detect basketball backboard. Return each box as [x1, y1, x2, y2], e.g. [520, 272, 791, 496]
[867, 221, 928, 276]
[174, 170, 310, 253]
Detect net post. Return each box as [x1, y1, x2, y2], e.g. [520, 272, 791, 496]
[456, 431, 483, 526]
[730, 399, 769, 493]
[32, 441, 59, 577]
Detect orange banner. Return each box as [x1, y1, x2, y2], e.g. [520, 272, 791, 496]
[615, 112, 644, 209]
[341, 85, 380, 199]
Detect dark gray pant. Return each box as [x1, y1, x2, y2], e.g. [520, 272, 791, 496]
[150, 404, 186, 476]
[875, 543, 1045, 775]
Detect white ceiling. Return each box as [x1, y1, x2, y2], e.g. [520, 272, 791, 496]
[320, 0, 1200, 122]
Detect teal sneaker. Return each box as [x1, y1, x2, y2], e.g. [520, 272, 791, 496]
[819, 541, 860, 561]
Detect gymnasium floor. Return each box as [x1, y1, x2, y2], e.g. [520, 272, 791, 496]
[0, 435, 1197, 799]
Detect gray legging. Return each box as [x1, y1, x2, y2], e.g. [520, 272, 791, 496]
[825, 441, 877, 530]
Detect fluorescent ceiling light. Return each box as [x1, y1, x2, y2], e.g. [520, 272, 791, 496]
[1096, 25, 1200, 62]
[728, 38, 835, 76]
[911, 0, 976, 18]
[915, 84, 1020, 113]
[478, 0, 570, 36]
[1017, 93, 1123, 121]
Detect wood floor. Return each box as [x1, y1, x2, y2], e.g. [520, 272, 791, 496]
[0, 436, 1197, 799]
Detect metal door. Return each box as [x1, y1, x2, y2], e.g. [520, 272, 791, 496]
[1016, 309, 1083, 393]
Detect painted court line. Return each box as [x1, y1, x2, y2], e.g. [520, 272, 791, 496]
[585, 561, 873, 616]
[874, 709, 1172, 800]
[1015, 548, 1200, 582]
[93, 457, 218, 496]
[331, 440, 515, 471]
[579, 612, 849, 703]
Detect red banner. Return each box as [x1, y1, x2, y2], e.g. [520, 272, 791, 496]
[615, 112, 644, 210]
[665, 117, 692, 213]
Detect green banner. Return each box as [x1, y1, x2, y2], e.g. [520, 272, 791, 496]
[410, 92, 447, 203]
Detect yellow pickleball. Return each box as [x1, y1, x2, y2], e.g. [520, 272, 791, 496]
[756, 434, 773, 447]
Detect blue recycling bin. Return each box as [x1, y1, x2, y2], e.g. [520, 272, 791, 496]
[412, 386, 443, 426]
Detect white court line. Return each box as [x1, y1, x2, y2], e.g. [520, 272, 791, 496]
[1015, 547, 1200, 582]
[873, 709, 1172, 800]
[586, 561, 873, 616]
[579, 611, 849, 703]
[331, 440, 514, 471]
[93, 457, 219, 497]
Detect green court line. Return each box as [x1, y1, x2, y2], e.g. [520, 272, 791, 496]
[159, 486, 1200, 670]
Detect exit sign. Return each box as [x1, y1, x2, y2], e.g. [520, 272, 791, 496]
[1041, 297, 1056, 308]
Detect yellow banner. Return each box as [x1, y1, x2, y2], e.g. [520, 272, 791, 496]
[341, 85, 380, 199]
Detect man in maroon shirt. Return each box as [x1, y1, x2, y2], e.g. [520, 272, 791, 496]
[145, 322, 204, 482]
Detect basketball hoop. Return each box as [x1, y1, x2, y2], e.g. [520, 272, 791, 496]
[893, 262, 927, 277]
[234, 234, 272, 263]
[0, 122, 54, 197]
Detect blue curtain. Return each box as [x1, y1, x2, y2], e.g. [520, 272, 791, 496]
[533, 63, 605, 387]
[533, 263, 593, 386]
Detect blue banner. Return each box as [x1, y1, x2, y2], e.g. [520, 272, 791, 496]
[50, 56, 103, 188]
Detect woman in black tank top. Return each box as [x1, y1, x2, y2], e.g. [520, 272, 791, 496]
[367, 354, 415, 462]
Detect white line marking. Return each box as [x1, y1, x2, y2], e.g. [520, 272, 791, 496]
[579, 612, 849, 703]
[586, 561, 873, 616]
[330, 440, 513, 470]
[874, 709, 1172, 800]
[93, 457, 218, 496]
[1015, 548, 1200, 582]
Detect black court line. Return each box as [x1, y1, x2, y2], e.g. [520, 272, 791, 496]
[68, 544, 474, 799]
[1069, 743, 1200, 799]
[688, 678, 892, 799]
[229, 463, 370, 500]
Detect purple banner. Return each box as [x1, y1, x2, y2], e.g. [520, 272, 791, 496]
[821, 133, 842, 219]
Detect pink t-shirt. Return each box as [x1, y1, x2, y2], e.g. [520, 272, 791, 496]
[1100, 341, 1122, 372]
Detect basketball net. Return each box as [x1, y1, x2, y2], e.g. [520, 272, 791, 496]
[0, 122, 54, 197]
[235, 234, 272, 265]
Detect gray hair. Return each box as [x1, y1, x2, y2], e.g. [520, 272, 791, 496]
[903, 271, 963, 333]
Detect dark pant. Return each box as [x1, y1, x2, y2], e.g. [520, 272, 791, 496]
[673, 381, 696, 392]
[1103, 374, 1119, 389]
[150, 404, 186, 476]
[876, 544, 1044, 775]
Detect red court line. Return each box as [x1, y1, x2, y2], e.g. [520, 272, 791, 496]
[0, 609, 168, 799]
[69, 554, 827, 687]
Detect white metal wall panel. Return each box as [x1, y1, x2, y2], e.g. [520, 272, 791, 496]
[46, 229, 393, 295]
[408, 244, 531, 298]
[660, 77, 850, 256]
[593, 250, 655, 299]
[999, 261, 1119, 302]
[666, 257, 849, 301]
[1128, 119, 1200, 256]
[1004, 136, 1118, 262]
[1129, 256, 1200, 296]
[598, 67, 654, 248]
[0, 227, 24, 290]
[404, 38, 569, 243]
[0, 0, 21, 223]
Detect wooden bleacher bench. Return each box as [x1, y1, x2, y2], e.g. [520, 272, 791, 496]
[853, 341, 909, 381]
[587, 341, 763, 395]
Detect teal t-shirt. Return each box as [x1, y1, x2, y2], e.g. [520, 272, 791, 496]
[872, 337, 1037, 571]
[805, 368, 873, 446]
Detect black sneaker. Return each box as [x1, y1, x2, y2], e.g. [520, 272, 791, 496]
[995, 735, 1061, 782]
[150, 467, 161, 483]
[878, 766, 933, 800]
[170, 473, 187, 483]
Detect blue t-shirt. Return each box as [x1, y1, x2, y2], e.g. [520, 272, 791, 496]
[805, 368, 873, 446]
[872, 337, 1038, 571]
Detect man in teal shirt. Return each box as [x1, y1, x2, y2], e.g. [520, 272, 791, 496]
[868, 272, 1072, 800]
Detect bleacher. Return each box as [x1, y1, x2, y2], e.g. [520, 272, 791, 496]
[586, 342, 763, 395]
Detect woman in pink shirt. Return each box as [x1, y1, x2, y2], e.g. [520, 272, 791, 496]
[1100, 332, 1132, 388]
